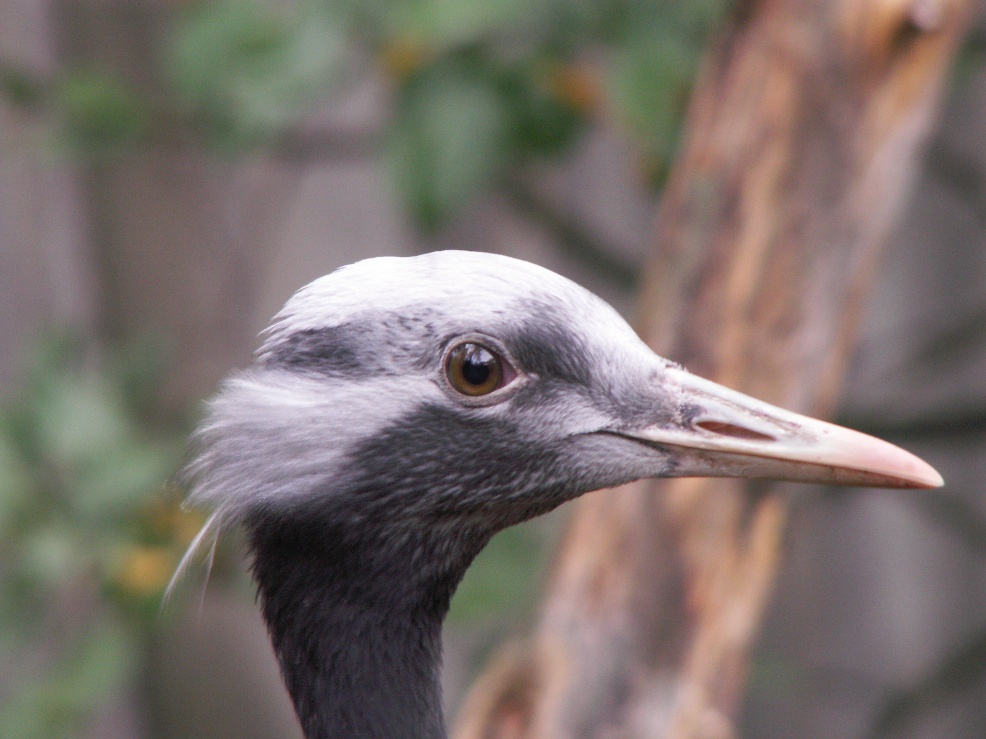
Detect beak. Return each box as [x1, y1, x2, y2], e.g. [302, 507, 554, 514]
[623, 367, 942, 489]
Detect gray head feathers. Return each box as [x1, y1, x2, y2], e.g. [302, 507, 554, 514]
[170, 250, 663, 593]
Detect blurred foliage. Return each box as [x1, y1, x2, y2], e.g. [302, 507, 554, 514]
[0, 1, 729, 731]
[0, 334, 191, 736]
[1, 0, 727, 224]
[953, 28, 986, 87]
[168, 0, 349, 148]
[53, 70, 147, 154]
[449, 518, 550, 625]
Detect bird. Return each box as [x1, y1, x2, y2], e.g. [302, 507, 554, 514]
[176, 250, 942, 739]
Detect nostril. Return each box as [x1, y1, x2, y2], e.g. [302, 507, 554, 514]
[695, 420, 776, 442]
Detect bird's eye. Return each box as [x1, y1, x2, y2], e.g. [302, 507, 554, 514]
[445, 342, 514, 397]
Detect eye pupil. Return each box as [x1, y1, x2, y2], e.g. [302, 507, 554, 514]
[446, 341, 510, 397]
[461, 347, 493, 386]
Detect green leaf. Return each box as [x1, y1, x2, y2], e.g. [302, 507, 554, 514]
[387, 59, 511, 227]
[73, 442, 175, 521]
[499, 61, 585, 157]
[32, 371, 130, 472]
[388, 0, 532, 46]
[19, 522, 83, 590]
[54, 70, 145, 154]
[0, 62, 44, 109]
[0, 428, 34, 532]
[607, 1, 726, 174]
[170, 0, 348, 145]
[609, 27, 696, 171]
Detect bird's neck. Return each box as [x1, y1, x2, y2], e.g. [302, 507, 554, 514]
[246, 511, 489, 739]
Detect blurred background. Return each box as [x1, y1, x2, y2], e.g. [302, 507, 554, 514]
[1, 0, 985, 736]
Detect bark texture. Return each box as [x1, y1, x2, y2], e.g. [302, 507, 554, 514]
[453, 1, 972, 737]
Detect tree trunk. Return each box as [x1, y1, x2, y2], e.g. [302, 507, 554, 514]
[453, 1, 972, 737]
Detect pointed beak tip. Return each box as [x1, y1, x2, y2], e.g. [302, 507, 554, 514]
[904, 460, 944, 490]
[848, 433, 943, 490]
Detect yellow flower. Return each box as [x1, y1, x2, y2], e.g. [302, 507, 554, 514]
[114, 545, 175, 597]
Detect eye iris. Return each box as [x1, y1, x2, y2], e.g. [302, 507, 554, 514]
[447, 343, 503, 396]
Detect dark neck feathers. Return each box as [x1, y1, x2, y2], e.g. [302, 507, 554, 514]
[246, 509, 490, 739]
